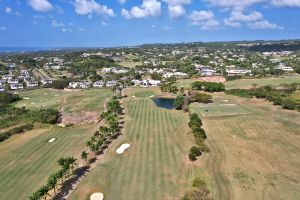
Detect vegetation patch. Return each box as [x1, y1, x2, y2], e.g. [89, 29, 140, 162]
[233, 167, 255, 191]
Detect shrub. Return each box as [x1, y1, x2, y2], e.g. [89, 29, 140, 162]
[193, 177, 207, 188]
[190, 93, 213, 103]
[35, 109, 59, 124]
[0, 92, 21, 107]
[188, 152, 197, 161]
[174, 94, 185, 110]
[192, 81, 225, 92]
[225, 89, 253, 98]
[50, 79, 69, 90]
[0, 124, 34, 143]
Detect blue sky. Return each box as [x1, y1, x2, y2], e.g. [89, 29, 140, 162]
[0, 0, 299, 47]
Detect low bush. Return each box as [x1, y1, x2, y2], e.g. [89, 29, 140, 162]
[0, 124, 34, 143]
[225, 89, 253, 98]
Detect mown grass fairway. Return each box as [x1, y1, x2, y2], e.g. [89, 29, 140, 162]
[15, 88, 112, 113]
[69, 90, 203, 200]
[190, 93, 300, 200]
[176, 75, 300, 90]
[224, 75, 300, 89]
[0, 125, 97, 200]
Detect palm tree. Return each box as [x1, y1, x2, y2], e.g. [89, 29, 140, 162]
[28, 191, 41, 200]
[57, 157, 67, 168]
[47, 173, 58, 196]
[38, 185, 49, 200]
[81, 151, 88, 165]
[57, 169, 66, 185]
[67, 156, 77, 174]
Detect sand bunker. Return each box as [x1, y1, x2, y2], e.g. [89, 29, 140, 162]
[222, 99, 229, 102]
[131, 95, 136, 98]
[222, 104, 236, 106]
[90, 193, 104, 200]
[149, 95, 154, 98]
[30, 102, 36, 104]
[48, 138, 56, 143]
[116, 143, 130, 154]
[44, 93, 48, 95]
[54, 94, 59, 97]
[23, 97, 30, 100]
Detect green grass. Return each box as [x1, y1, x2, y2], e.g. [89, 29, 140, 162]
[224, 75, 300, 89]
[15, 88, 112, 113]
[189, 93, 300, 200]
[69, 97, 201, 200]
[0, 125, 96, 200]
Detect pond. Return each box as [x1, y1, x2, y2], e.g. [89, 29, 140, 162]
[152, 98, 175, 109]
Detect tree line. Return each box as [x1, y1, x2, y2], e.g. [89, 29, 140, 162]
[28, 96, 123, 199]
[225, 83, 300, 111]
[29, 157, 77, 200]
[188, 113, 209, 161]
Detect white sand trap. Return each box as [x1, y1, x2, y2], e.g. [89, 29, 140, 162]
[222, 104, 236, 106]
[131, 95, 136, 98]
[23, 97, 30, 100]
[149, 95, 154, 98]
[30, 102, 36, 104]
[44, 93, 48, 95]
[90, 193, 104, 200]
[116, 143, 130, 154]
[54, 94, 59, 97]
[48, 138, 56, 143]
[222, 99, 229, 102]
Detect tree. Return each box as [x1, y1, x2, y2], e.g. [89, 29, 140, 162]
[151, 72, 162, 80]
[66, 156, 77, 173]
[50, 79, 69, 90]
[81, 151, 89, 165]
[38, 185, 49, 200]
[28, 191, 41, 200]
[47, 173, 58, 195]
[174, 95, 185, 110]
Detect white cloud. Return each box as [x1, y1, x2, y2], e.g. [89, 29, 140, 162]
[121, 0, 161, 19]
[27, 0, 53, 12]
[271, 0, 300, 7]
[101, 21, 107, 26]
[168, 5, 186, 18]
[247, 20, 283, 29]
[78, 27, 85, 31]
[74, 0, 115, 17]
[204, 0, 265, 10]
[189, 10, 215, 24]
[151, 24, 156, 28]
[0, 26, 6, 31]
[163, 0, 191, 18]
[189, 10, 220, 30]
[5, 7, 12, 14]
[52, 20, 64, 27]
[228, 11, 263, 22]
[118, 0, 127, 4]
[224, 18, 241, 28]
[163, 0, 191, 6]
[69, 22, 74, 26]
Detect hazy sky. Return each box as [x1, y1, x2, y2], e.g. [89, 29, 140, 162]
[0, 0, 300, 47]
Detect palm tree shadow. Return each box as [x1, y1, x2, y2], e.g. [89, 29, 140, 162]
[54, 166, 89, 200]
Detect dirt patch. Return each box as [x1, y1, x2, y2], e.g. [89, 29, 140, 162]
[59, 111, 99, 125]
[196, 76, 226, 83]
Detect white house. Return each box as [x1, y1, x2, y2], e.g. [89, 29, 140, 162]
[2, 74, 13, 80]
[226, 68, 251, 75]
[148, 79, 161, 86]
[163, 72, 188, 78]
[10, 83, 23, 90]
[41, 78, 52, 85]
[131, 79, 142, 86]
[26, 80, 39, 87]
[106, 80, 117, 87]
[93, 81, 105, 88]
[7, 79, 19, 84]
[275, 63, 294, 72]
[0, 85, 5, 92]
